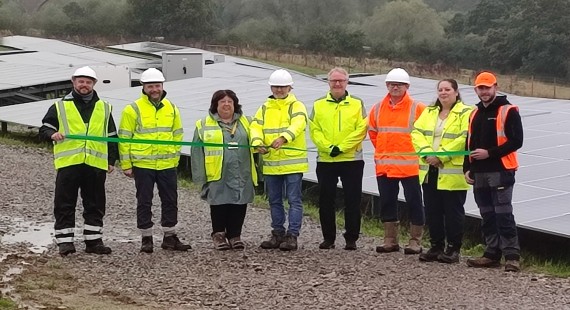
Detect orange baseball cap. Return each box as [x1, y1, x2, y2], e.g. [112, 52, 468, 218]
[475, 72, 497, 87]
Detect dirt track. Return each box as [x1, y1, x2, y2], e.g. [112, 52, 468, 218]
[1, 143, 569, 309]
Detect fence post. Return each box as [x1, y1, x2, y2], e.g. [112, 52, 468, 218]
[531, 75, 534, 97]
[554, 78, 557, 98]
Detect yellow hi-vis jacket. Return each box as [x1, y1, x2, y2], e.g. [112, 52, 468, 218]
[309, 92, 367, 162]
[118, 94, 183, 170]
[411, 100, 472, 190]
[54, 99, 111, 170]
[250, 93, 309, 175]
[195, 114, 258, 185]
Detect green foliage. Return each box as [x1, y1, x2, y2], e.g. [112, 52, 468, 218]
[0, 297, 17, 309]
[126, 0, 217, 40]
[364, 0, 446, 61]
[0, 0, 27, 32]
[302, 26, 366, 57]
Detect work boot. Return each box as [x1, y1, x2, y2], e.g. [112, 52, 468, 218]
[376, 222, 400, 253]
[260, 231, 285, 249]
[279, 234, 298, 251]
[140, 236, 153, 253]
[344, 240, 357, 251]
[504, 260, 521, 272]
[404, 224, 423, 255]
[438, 248, 460, 264]
[466, 256, 501, 268]
[212, 232, 230, 251]
[419, 246, 443, 262]
[58, 242, 76, 256]
[161, 234, 192, 251]
[85, 239, 112, 255]
[228, 236, 245, 250]
[319, 240, 335, 249]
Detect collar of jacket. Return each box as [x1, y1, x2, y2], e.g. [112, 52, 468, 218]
[382, 91, 412, 108]
[476, 95, 509, 110]
[64, 90, 99, 104]
[266, 93, 298, 107]
[141, 90, 168, 109]
[326, 91, 348, 103]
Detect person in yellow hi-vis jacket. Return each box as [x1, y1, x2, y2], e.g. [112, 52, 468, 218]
[309, 67, 368, 251]
[411, 79, 472, 264]
[118, 68, 191, 254]
[191, 90, 257, 251]
[39, 66, 118, 256]
[250, 69, 309, 251]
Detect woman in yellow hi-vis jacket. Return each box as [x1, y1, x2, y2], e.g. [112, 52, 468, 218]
[191, 90, 257, 251]
[411, 79, 472, 264]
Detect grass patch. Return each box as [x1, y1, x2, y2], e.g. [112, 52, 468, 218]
[0, 297, 17, 309]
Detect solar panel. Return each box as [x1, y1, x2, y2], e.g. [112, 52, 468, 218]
[1, 37, 569, 238]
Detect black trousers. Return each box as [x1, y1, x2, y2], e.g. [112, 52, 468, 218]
[210, 204, 247, 239]
[376, 175, 425, 225]
[133, 167, 178, 230]
[54, 164, 107, 244]
[316, 160, 364, 242]
[422, 167, 466, 251]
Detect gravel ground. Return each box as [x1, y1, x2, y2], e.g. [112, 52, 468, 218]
[1, 143, 570, 309]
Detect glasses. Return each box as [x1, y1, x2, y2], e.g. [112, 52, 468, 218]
[387, 82, 407, 88]
[329, 79, 348, 84]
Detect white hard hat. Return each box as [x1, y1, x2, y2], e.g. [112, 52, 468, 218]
[72, 66, 98, 81]
[385, 68, 410, 84]
[140, 68, 165, 83]
[268, 69, 294, 86]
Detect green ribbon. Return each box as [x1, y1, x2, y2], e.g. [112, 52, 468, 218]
[65, 134, 471, 156]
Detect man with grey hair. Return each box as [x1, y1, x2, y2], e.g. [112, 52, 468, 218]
[309, 67, 368, 250]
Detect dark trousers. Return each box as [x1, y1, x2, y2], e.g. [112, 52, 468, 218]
[376, 175, 425, 225]
[316, 161, 364, 242]
[210, 204, 247, 239]
[473, 171, 520, 261]
[133, 167, 178, 230]
[54, 164, 107, 244]
[422, 168, 466, 251]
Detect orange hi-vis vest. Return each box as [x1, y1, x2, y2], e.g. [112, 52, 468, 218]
[368, 92, 425, 177]
[468, 105, 519, 170]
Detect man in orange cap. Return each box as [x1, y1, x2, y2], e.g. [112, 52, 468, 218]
[464, 71, 524, 272]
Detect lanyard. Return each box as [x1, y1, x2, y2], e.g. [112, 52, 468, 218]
[225, 121, 238, 138]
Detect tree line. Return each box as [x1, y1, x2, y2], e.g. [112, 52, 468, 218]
[1, 0, 569, 79]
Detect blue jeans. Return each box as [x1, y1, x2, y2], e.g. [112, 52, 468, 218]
[264, 173, 303, 237]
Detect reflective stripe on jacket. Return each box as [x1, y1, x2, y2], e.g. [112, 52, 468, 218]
[118, 94, 183, 170]
[195, 115, 258, 185]
[250, 93, 309, 175]
[309, 92, 367, 162]
[54, 99, 110, 170]
[368, 92, 425, 177]
[411, 101, 472, 190]
[468, 105, 519, 170]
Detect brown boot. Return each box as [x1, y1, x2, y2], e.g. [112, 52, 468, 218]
[376, 222, 400, 253]
[260, 231, 285, 249]
[466, 256, 501, 268]
[212, 232, 230, 251]
[404, 224, 424, 255]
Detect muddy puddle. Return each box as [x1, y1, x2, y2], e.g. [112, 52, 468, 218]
[1, 216, 53, 254]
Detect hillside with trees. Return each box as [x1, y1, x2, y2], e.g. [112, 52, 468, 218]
[1, 0, 569, 79]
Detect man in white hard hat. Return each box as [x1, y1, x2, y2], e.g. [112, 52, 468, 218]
[309, 67, 367, 250]
[367, 68, 426, 255]
[39, 66, 118, 256]
[250, 69, 309, 251]
[118, 68, 191, 253]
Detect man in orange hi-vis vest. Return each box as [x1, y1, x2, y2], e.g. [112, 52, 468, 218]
[368, 68, 426, 255]
[464, 71, 523, 272]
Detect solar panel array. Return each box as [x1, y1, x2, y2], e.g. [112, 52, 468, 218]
[0, 37, 569, 238]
